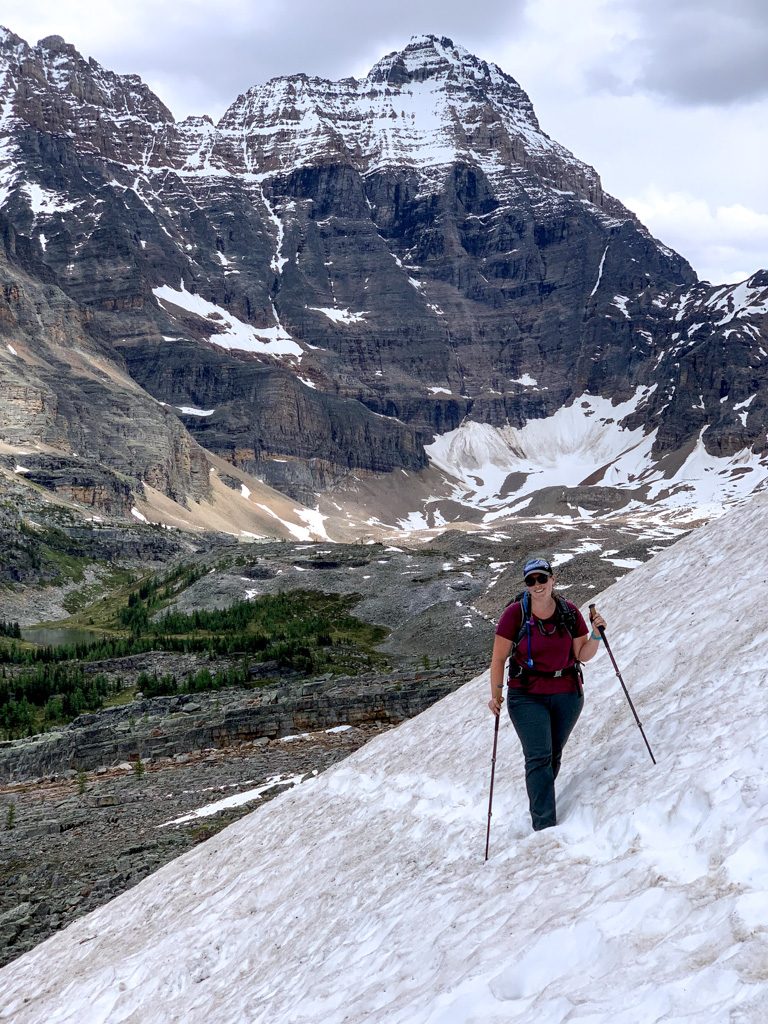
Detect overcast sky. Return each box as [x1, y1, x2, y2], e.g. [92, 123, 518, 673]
[3, 0, 767, 284]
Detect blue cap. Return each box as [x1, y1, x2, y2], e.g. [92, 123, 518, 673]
[523, 557, 553, 578]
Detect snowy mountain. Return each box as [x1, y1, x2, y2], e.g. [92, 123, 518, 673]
[1, 492, 766, 1022]
[0, 29, 767, 536]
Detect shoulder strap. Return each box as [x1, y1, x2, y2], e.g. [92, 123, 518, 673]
[514, 593, 576, 637]
[554, 596, 578, 636]
[512, 592, 534, 668]
[513, 591, 530, 646]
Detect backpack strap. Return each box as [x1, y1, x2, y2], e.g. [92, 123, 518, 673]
[509, 594, 578, 671]
[508, 662, 583, 693]
[554, 596, 579, 637]
[510, 592, 534, 668]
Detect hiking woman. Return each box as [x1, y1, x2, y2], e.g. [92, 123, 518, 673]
[487, 557, 605, 831]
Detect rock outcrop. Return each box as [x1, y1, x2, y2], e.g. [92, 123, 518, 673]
[0, 668, 467, 782]
[0, 222, 211, 507]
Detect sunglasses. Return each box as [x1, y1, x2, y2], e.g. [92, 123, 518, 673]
[524, 573, 551, 586]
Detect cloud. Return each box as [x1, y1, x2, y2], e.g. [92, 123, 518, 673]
[589, 0, 768, 106]
[625, 187, 768, 283]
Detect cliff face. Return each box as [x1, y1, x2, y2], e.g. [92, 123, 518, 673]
[0, 29, 766, 514]
[0, 220, 210, 509]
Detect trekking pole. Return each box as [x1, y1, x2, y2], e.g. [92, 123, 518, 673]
[590, 604, 656, 765]
[484, 710, 501, 861]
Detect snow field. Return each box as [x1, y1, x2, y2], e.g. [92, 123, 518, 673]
[1, 495, 767, 1022]
[424, 393, 768, 519]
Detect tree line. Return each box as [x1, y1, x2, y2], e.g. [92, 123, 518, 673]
[0, 589, 388, 739]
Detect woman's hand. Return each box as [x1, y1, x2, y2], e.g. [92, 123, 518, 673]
[488, 694, 503, 716]
[590, 608, 607, 635]
[574, 605, 608, 661]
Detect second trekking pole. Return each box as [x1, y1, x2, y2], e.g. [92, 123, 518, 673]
[590, 604, 656, 765]
[484, 711, 500, 861]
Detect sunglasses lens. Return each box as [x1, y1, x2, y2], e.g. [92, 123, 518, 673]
[525, 574, 549, 586]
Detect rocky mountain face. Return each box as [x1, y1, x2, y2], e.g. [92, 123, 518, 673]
[0, 29, 766, 521]
[0, 225, 211, 509]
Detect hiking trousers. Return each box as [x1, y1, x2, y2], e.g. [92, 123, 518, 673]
[506, 690, 584, 831]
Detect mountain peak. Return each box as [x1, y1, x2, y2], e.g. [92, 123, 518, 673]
[363, 34, 538, 133]
[366, 33, 517, 90]
[34, 33, 87, 67]
[37, 34, 70, 50]
[0, 25, 25, 50]
[0, 29, 81, 61]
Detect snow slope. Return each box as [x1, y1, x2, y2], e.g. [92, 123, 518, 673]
[1, 496, 767, 1023]
[424, 393, 768, 521]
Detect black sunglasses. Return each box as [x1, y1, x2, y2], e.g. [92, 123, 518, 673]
[524, 573, 551, 586]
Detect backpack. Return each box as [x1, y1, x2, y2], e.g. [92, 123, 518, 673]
[507, 590, 580, 671]
[507, 590, 579, 643]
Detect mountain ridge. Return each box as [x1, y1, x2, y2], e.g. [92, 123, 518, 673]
[0, 28, 766, 535]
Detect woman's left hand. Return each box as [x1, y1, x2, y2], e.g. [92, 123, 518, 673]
[590, 608, 607, 634]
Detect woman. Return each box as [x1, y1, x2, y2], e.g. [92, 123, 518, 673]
[487, 557, 606, 831]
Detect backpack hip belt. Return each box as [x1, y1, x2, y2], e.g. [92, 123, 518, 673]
[508, 662, 584, 693]
[510, 663, 579, 680]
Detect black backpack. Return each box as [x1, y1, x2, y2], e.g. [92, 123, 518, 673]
[505, 592, 583, 688]
[508, 590, 579, 652]
[507, 593, 581, 679]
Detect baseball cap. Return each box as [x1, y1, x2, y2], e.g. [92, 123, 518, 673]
[522, 557, 553, 578]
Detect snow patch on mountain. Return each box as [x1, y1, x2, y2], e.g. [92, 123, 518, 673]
[291, 506, 330, 541]
[153, 284, 302, 357]
[22, 182, 77, 215]
[308, 306, 367, 324]
[667, 274, 768, 330]
[590, 245, 608, 296]
[426, 391, 654, 506]
[176, 406, 214, 417]
[645, 429, 768, 510]
[712, 276, 768, 325]
[0, 68, 19, 207]
[159, 773, 308, 827]
[425, 391, 768, 519]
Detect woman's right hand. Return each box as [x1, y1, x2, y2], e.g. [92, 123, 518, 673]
[488, 695, 502, 716]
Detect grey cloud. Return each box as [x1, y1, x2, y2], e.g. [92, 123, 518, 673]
[89, 0, 525, 119]
[582, 66, 634, 97]
[589, 0, 768, 106]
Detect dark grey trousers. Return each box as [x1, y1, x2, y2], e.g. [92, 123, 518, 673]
[507, 690, 584, 831]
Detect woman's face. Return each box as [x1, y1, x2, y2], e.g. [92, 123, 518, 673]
[525, 572, 555, 598]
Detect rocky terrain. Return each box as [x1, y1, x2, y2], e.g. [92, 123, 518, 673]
[0, 480, 230, 623]
[0, 722, 389, 968]
[0, 665, 469, 781]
